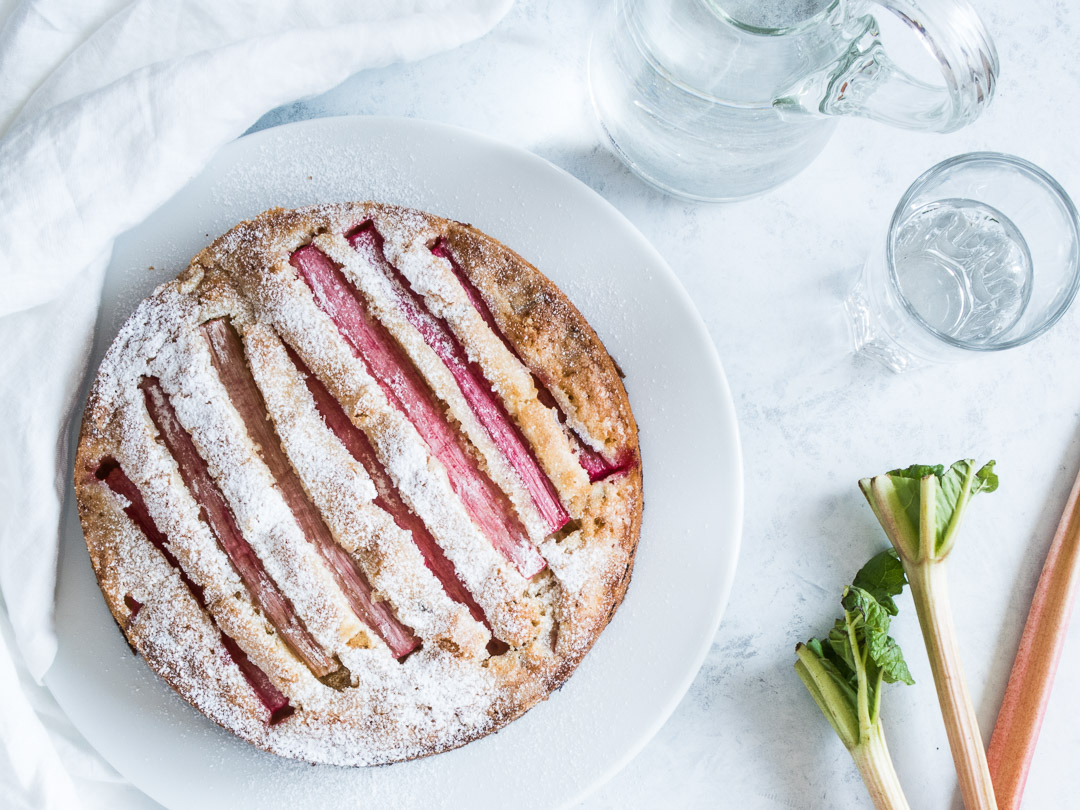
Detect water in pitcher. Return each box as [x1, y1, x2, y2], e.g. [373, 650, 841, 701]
[714, 0, 836, 31]
[590, 0, 999, 201]
[891, 199, 1034, 343]
[588, 0, 862, 200]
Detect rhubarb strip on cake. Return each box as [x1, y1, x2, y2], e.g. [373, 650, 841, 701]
[290, 244, 546, 578]
[431, 238, 633, 481]
[281, 342, 509, 655]
[95, 458, 295, 725]
[140, 376, 341, 680]
[201, 317, 419, 660]
[348, 223, 570, 532]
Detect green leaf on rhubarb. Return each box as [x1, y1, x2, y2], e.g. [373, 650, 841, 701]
[804, 636, 858, 698]
[825, 617, 858, 674]
[852, 548, 906, 616]
[973, 461, 998, 494]
[873, 633, 914, 686]
[797, 548, 916, 795]
[842, 586, 914, 687]
[889, 464, 945, 480]
[802, 560, 913, 722]
[880, 460, 999, 558]
[882, 473, 925, 547]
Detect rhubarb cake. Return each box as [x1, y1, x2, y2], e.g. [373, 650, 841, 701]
[73, 202, 642, 765]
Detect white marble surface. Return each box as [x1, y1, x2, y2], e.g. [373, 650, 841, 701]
[140, 0, 1080, 807]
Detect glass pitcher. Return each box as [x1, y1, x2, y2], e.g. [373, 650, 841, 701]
[588, 0, 999, 201]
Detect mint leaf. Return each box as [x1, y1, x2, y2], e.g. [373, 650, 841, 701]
[842, 586, 914, 687]
[874, 634, 915, 685]
[853, 549, 906, 616]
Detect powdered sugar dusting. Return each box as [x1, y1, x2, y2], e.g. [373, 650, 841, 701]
[316, 232, 551, 543]
[73, 201, 642, 766]
[379, 215, 593, 502]
[238, 243, 544, 646]
[152, 320, 366, 654]
[243, 321, 488, 656]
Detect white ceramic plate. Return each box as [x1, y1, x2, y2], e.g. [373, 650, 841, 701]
[49, 116, 743, 810]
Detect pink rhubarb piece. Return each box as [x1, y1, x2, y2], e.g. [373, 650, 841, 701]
[350, 224, 569, 531]
[140, 377, 339, 679]
[284, 344, 508, 654]
[431, 238, 634, 482]
[96, 458, 294, 724]
[291, 245, 546, 578]
[201, 319, 418, 660]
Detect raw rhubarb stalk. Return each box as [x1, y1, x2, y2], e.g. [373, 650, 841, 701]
[350, 224, 569, 531]
[201, 318, 419, 660]
[861, 462, 998, 810]
[139, 376, 339, 679]
[95, 458, 294, 724]
[291, 245, 546, 578]
[988, 462, 1080, 810]
[795, 550, 914, 810]
[284, 344, 507, 654]
[431, 238, 631, 482]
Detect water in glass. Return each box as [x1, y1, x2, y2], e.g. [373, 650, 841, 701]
[892, 199, 1033, 344]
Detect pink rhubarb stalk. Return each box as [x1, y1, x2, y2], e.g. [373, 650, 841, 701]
[430, 239, 633, 482]
[988, 463, 1080, 809]
[290, 245, 545, 578]
[96, 458, 294, 724]
[140, 377, 339, 679]
[284, 344, 508, 655]
[201, 319, 419, 660]
[350, 224, 569, 531]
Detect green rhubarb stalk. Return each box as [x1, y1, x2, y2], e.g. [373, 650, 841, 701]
[795, 550, 913, 810]
[859, 460, 998, 810]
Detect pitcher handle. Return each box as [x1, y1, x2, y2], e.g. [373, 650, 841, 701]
[786, 0, 999, 133]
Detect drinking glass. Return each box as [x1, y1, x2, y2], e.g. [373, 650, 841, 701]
[846, 153, 1080, 372]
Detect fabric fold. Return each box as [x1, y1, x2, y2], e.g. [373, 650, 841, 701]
[0, 0, 511, 806]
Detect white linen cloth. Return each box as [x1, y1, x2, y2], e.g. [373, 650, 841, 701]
[0, 0, 511, 805]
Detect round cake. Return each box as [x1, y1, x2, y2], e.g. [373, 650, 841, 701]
[73, 202, 642, 765]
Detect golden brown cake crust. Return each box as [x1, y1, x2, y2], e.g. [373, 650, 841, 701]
[74, 202, 642, 766]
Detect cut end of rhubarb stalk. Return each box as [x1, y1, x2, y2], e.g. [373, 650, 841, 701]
[123, 594, 143, 617]
[486, 638, 511, 657]
[201, 318, 419, 661]
[291, 243, 547, 579]
[219, 632, 295, 725]
[577, 446, 637, 483]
